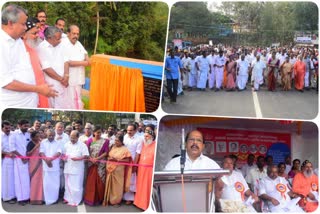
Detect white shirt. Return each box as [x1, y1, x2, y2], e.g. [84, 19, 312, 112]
[37, 40, 68, 94]
[2, 131, 11, 153]
[9, 129, 30, 155]
[55, 132, 69, 153]
[221, 170, 250, 201]
[40, 139, 62, 171]
[214, 55, 226, 67]
[0, 29, 38, 107]
[78, 134, 92, 144]
[259, 176, 290, 210]
[63, 141, 89, 174]
[164, 153, 220, 170]
[246, 166, 267, 185]
[61, 39, 87, 86]
[196, 56, 210, 71]
[241, 163, 256, 179]
[124, 134, 142, 160]
[237, 60, 250, 76]
[101, 134, 115, 148]
[252, 60, 266, 75]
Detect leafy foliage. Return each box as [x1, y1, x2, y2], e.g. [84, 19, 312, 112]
[5, 2, 168, 61]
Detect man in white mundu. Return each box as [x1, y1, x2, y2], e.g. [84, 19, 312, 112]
[123, 123, 142, 204]
[39, 129, 62, 205]
[215, 157, 259, 211]
[9, 119, 31, 206]
[62, 25, 90, 109]
[214, 50, 226, 91]
[63, 130, 89, 206]
[237, 55, 250, 90]
[259, 165, 303, 212]
[2, 120, 16, 203]
[37, 26, 69, 108]
[196, 51, 211, 91]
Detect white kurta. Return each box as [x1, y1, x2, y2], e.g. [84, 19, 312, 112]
[214, 55, 226, 89]
[237, 60, 249, 90]
[2, 131, 15, 201]
[252, 61, 266, 90]
[123, 134, 143, 201]
[63, 141, 89, 206]
[9, 129, 31, 201]
[40, 139, 62, 205]
[196, 56, 210, 89]
[0, 30, 38, 108]
[37, 40, 69, 109]
[61, 39, 88, 109]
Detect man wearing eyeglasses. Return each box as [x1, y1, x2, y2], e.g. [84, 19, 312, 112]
[164, 130, 220, 170]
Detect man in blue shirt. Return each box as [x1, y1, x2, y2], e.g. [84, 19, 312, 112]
[165, 49, 183, 103]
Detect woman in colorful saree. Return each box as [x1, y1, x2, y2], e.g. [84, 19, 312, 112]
[27, 131, 44, 205]
[103, 135, 132, 207]
[267, 51, 280, 91]
[84, 125, 109, 206]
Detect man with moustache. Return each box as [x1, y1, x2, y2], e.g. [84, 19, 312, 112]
[36, 9, 48, 40]
[61, 25, 90, 109]
[292, 160, 319, 212]
[37, 26, 70, 108]
[259, 165, 302, 212]
[9, 119, 31, 205]
[1, 5, 56, 108]
[1, 120, 16, 204]
[63, 130, 89, 206]
[55, 18, 66, 38]
[164, 130, 220, 170]
[39, 129, 62, 205]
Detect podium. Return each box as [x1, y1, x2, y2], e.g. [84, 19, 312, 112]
[152, 169, 229, 212]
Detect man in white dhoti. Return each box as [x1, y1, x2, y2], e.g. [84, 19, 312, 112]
[214, 50, 226, 91]
[2, 120, 16, 204]
[39, 129, 62, 205]
[188, 54, 197, 90]
[0, 5, 57, 108]
[237, 55, 250, 91]
[251, 55, 266, 91]
[37, 26, 69, 108]
[208, 50, 218, 90]
[63, 130, 89, 206]
[181, 51, 190, 89]
[62, 25, 90, 109]
[196, 51, 211, 91]
[54, 122, 70, 198]
[259, 165, 303, 212]
[9, 119, 31, 205]
[215, 156, 259, 212]
[123, 123, 143, 204]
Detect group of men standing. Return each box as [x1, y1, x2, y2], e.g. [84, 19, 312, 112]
[164, 45, 318, 103]
[1, 4, 90, 109]
[2, 118, 156, 210]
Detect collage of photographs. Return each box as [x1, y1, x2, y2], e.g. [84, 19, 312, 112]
[0, 0, 319, 213]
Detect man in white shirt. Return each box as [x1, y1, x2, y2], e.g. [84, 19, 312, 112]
[62, 25, 90, 109]
[196, 51, 211, 91]
[208, 50, 217, 90]
[9, 119, 31, 205]
[164, 130, 220, 170]
[214, 50, 226, 91]
[215, 156, 259, 211]
[63, 130, 89, 206]
[54, 122, 70, 198]
[1, 120, 16, 204]
[237, 55, 250, 91]
[0, 5, 56, 108]
[259, 165, 303, 212]
[78, 122, 93, 144]
[39, 129, 62, 205]
[37, 26, 69, 108]
[123, 123, 143, 204]
[251, 55, 266, 91]
[101, 124, 116, 147]
[241, 154, 256, 180]
[246, 155, 267, 193]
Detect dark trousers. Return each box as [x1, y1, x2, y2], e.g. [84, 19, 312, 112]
[167, 79, 178, 102]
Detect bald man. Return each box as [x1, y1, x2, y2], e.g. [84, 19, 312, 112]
[164, 130, 220, 170]
[62, 25, 90, 109]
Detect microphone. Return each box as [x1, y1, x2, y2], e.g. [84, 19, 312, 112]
[180, 128, 186, 174]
